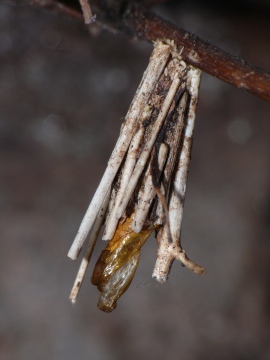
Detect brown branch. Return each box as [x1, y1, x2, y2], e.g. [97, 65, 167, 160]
[122, 4, 270, 101]
[26, 0, 270, 101]
[28, 0, 83, 19]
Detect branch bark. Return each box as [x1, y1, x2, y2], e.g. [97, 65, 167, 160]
[27, 0, 270, 101]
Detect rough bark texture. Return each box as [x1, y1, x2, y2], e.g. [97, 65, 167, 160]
[27, 0, 270, 101]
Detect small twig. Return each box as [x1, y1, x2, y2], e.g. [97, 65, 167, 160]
[153, 228, 205, 282]
[152, 66, 204, 283]
[154, 182, 166, 225]
[78, 0, 96, 24]
[115, 73, 182, 219]
[69, 191, 110, 304]
[103, 126, 145, 240]
[27, 0, 84, 20]
[169, 68, 201, 240]
[132, 142, 168, 233]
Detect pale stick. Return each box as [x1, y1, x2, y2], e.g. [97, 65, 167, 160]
[102, 106, 152, 240]
[115, 74, 182, 220]
[69, 190, 110, 304]
[153, 91, 188, 227]
[169, 68, 201, 240]
[102, 126, 145, 240]
[78, 0, 96, 24]
[68, 41, 171, 260]
[131, 143, 168, 233]
[102, 181, 118, 236]
[153, 67, 205, 283]
[162, 90, 187, 189]
[152, 225, 205, 283]
[154, 182, 166, 226]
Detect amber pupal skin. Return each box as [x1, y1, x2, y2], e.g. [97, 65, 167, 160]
[92, 216, 154, 312]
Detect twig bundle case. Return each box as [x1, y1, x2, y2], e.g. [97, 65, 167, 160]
[68, 40, 204, 311]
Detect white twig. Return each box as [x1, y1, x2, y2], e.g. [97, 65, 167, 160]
[152, 226, 204, 283]
[132, 143, 168, 233]
[115, 74, 182, 220]
[152, 91, 188, 227]
[169, 67, 201, 240]
[152, 66, 204, 283]
[78, 0, 96, 24]
[154, 182, 166, 226]
[102, 109, 149, 240]
[69, 191, 110, 304]
[68, 41, 171, 260]
[163, 91, 187, 188]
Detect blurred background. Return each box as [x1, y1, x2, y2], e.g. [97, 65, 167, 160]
[1, 0, 270, 359]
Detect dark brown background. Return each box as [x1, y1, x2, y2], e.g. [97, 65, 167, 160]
[1, 1, 270, 359]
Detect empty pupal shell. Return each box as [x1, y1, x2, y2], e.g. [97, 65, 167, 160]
[91, 215, 153, 312]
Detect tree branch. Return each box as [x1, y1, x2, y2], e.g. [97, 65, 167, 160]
[26, 0, 270, 101]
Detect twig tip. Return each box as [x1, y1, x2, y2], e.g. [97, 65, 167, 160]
[85, 14, 97, 24]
